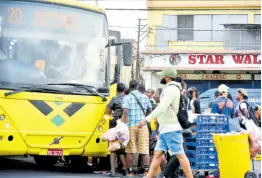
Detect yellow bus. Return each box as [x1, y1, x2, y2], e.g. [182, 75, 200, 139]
[0, 0, 132, 167]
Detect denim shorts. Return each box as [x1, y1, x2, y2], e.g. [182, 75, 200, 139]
[155, 131, 184, 156]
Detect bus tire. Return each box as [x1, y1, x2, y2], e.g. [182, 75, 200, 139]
[245, 171, 257, 178]
[34, 156, 58, 168]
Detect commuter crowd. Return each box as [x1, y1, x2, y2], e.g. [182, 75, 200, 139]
[103, 67, 261, 178]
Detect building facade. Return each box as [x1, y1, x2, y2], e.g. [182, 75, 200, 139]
[142, 0, 261, 94]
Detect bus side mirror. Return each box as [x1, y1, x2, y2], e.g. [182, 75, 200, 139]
[122, 43, 132, 66]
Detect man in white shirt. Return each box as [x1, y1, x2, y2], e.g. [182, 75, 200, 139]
[235, 88, 249, 118]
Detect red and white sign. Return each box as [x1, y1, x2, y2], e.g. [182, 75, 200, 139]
[143, 54, 261, 71]
[179, 74, 252, 80]
[188, 54, 261, 65]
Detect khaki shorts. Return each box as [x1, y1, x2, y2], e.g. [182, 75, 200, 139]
[125, 126, 149, 155]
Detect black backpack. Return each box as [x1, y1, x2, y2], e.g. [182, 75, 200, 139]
[150, 99, 157, 110]
[170, 85, 192, 129]
[239, 101, 259, 127]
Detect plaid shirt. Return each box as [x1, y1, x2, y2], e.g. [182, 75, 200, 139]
[122, 90, 152, 127]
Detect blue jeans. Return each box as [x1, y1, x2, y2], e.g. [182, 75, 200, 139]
[155, 131, 184, 156]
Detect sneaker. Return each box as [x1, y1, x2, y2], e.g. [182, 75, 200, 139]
[102, 170, 111, 175]
[127, 172, 134, 177]
[143, 171, 148, 177]
[127, 167, 134, 177]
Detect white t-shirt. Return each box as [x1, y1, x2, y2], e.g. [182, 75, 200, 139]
[235, 100, 248, 117]
[190, 100, 194, 111]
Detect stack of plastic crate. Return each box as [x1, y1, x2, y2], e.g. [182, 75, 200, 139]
[184, 115, 230, 171]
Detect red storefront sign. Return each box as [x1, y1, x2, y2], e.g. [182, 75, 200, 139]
[188, 54, 261, 65]
[142, 53, 261, 71]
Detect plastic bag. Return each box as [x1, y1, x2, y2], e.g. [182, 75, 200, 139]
[115, 120, 130, 147]
[188, 112, 198, 123]
[245, 119, 261, 141]
[108, 140, 121, 152]
[245, 119, 261, 158]
[101, 128, 117, 141]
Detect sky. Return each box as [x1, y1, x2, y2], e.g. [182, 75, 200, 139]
[82, 0, 147, 48]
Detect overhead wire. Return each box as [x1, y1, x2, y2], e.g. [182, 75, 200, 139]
[109, 25, 138, 29]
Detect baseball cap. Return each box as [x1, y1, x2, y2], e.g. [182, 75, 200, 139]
[218, 84, 229, 94]
[157, 67, 178, 78]
[238, 88, 248, 98]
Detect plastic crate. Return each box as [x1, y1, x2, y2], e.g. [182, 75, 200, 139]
[188, 157, 197, 163]
[196, 147, 217, 155]
[184, 136, 196, 142]
[197, 123, 229, 132]
[184, 115, 230, 172]
[185, 142, 196, 147]
[184, 135, 196, 139]
[186, 150, 196, 155]
[197, 115, 229, 124]
[196, 155, 218, 163]
[196, 139, 215, 147]
[181, 162, 198, 170]
[198, 163, 218, 170]
[210, 124, 229, 132]
[197, 132, 213, 139]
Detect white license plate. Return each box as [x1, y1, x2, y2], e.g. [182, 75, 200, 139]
[47, 149, 63, 156]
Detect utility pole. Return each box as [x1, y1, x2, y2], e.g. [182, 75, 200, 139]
[136, 19, 141, 80]
[96, 0, 98, 6]
[136, 19, 147, 81]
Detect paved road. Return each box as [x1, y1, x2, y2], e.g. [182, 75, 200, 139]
[0, 157, 128, 178]
[0, 157, 188, 178]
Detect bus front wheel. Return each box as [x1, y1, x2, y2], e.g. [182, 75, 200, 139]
[34, 156, 58, 168]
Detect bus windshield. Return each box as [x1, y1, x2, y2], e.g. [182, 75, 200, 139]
[0, 1, 108, 89]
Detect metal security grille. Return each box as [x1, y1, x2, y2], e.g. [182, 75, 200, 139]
[178, 15, 194, 41]
[224, 24, 261, 50]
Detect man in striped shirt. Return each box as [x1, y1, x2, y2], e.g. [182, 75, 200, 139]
[121, 80, 152, 177]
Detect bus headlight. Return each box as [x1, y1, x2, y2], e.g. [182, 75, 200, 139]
[0, 115, 5, 120]
[98, 125, 103, 131]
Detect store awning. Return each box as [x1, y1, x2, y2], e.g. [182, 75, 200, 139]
[222, 24, 261, 29]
